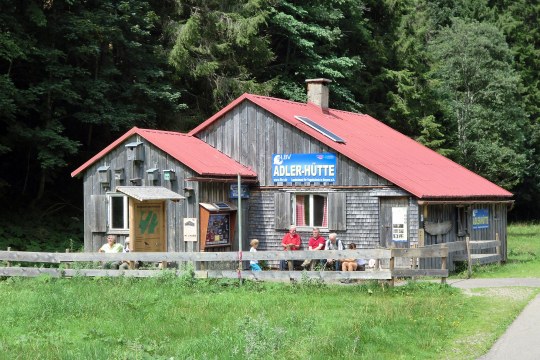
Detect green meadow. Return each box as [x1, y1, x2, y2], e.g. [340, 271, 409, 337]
[0, 223, 539, 359]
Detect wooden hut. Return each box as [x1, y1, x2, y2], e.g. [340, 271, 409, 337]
[71, 129, 256, 253]
[73, 79, 512, 270]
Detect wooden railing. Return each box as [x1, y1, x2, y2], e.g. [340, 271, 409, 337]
[425, 234, 501, 278]
[0, 247, 449, 284]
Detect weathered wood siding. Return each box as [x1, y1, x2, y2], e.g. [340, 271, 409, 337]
[247, 188, 415, 268]
[469, 204, 508, 262]
[196, 101, 392, 187]
[81, 135, 199, 252]
[419, 203, 508, 271]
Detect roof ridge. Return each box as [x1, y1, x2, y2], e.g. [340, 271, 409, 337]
[138, 128, 189, 136]
[247, 93, 308, 106]
[247, 93, 367, 117]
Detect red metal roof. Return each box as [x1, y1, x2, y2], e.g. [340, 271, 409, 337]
[190, 94, 512, 199]
[71, 127, 257, 178]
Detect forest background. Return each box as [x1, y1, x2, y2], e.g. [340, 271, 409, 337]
[0, 0, 539, 251]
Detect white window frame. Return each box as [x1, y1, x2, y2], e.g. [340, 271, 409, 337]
[107, 192, 129, 232]
[292, 193, 328, 230]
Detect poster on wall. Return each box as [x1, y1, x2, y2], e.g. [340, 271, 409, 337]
[472, 209, 489, 230]
[272, 153, 337, 183]
[392, 207, 408, 242]
[205, 214, 230, 246]
[183, 218, 197, 242]
[133, 201, 164, 252]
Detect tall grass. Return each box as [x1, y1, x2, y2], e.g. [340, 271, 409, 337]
[0, 275, 535, 359]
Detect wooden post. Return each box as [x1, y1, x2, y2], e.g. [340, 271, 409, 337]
[287, 260, 293, 271]
[420, 205, 428, 247]
[65, 249, 70, 269]
[495, 232, 501, 265]
[441, 256, 447, 284]
[200, 249, 206, 271]
[7, 247, 11, 267]
[411, 244, 417, 281]
[466, 236, 472, 278]
[389, 255, 395, 287]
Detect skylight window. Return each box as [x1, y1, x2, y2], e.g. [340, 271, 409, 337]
[294, 116, 345, 143]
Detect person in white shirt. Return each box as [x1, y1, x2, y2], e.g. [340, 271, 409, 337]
[99, 235, 123, 269]
[325, 233, 343, 271]
[249, 239, 262, 271]
[119, 237, 131, 270]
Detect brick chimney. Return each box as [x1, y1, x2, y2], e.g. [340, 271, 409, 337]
[305, 78, 332, 110]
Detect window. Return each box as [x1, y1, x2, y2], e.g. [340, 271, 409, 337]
[294, 194, 328, 228]
[108, 193, 129, 231]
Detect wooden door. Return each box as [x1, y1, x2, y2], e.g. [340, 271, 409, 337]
[379, 197, 410, 248]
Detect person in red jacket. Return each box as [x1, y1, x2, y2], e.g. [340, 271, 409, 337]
[301, 227, 325, 270]
[280, 225, 302, 270]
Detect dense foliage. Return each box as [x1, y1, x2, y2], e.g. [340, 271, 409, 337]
[1, 0, 539, 230]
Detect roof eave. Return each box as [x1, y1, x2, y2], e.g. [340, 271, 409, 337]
[71, 127, 140, 177]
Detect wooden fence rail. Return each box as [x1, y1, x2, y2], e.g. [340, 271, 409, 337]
[0, 247, 448, 284]
[424, 234, 501, 278]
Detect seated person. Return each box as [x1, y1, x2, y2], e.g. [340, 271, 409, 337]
[99, 235, 123, 269]
[280, 225, 302, 271]
[119, 237, 133, 270]
[324, 233, 343, 271]
[341, 243, 367, 271]
[301, 227, 325, 270]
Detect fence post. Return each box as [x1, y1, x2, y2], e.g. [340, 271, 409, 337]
[466, 236, 472, 278]
[441, 255, 447, 284]
[411, 243, 417, 281]
[389, 253, 395, 287]
[65, 249, 70, 269]
[7, 247, 11, 267]
[199, 249, 205, 271]
[495, 232, 501, 265]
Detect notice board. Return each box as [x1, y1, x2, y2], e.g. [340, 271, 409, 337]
[129, 199, 166, 252]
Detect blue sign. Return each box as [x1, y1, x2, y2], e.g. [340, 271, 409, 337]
[472, 209, 489, 230]
[272, 153, 337, 183]
[229, 184, 249, 199]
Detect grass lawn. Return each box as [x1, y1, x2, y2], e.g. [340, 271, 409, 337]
[0, 275, 537, 360]
[1, 223, 539, 359]
[454, 223, 540, 278]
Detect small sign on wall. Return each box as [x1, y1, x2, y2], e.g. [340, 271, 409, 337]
[392, 207, 408, 242]
[229, 184, 249, 199]
[472, 209, 489, 230]
[183, 218, 197, 242]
